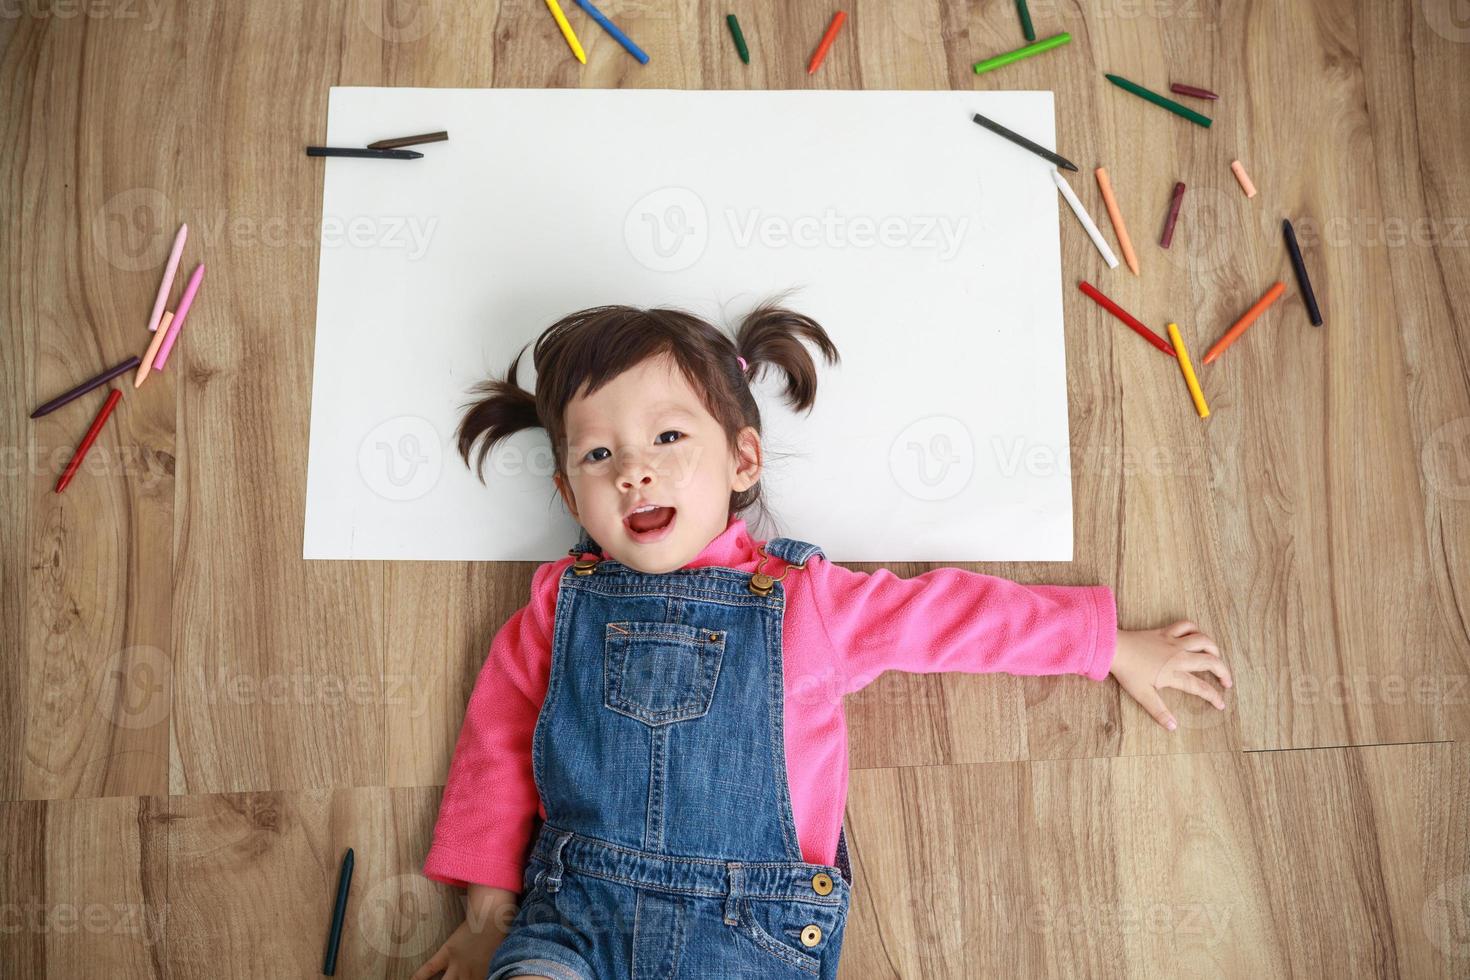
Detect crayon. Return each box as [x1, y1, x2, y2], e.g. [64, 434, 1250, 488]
[973, 33, 1071, 75]
[1160, 181, 1186, 248]
[1202, 281, 1287, 364]
[30, 357, 141, 418]
[1283, 219, 1323, 326]
[808, 11, 846, 74]
[1169, 82, 1218, 100]
[306, 147, 423, 160]
[1230, 159, 1257, 198]
[1015, 0, 1035, 42]
[1168, 323, 1209, 418]
[55, 388, 123, 493]
[726, 14, 749, 63]
[1053, 171, 1119, 270]
[543, 0, 587, 63]
[366, 131, 448, 150]
[1078, 281, 1176, 357]
[971, 112, 1077, 171]
[1104, 73, 1212, 127]
[574, 0, 649, 64]
[1095, 166, 1139, 276]
[147, 223, 187, 333]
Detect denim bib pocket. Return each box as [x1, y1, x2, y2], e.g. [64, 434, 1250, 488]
[604, 621, 726, 725]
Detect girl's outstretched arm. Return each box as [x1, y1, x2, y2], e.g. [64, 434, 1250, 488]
[803, 557, 1117, 692]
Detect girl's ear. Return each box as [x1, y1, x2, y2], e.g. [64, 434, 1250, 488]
[554, 472, 580, 519]
[732, 426, 762, 492]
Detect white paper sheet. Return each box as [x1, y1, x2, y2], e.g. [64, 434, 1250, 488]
[304, 87, 1073, 562]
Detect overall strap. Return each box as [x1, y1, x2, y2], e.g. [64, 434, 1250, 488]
[761, 536, 824, 566]
[568, 524, 603, 558]
[744, 536, 824, 596]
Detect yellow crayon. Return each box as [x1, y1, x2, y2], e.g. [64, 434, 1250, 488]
[544, 0, 586, 64]
[1168, 322, 1209, 418]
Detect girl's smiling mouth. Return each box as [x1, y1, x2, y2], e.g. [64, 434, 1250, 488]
[625, 505, 677, 543]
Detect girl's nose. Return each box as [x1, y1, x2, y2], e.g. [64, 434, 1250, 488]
[616, 448, 656, 488]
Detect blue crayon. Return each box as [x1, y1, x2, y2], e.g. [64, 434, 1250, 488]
[573, 0, 649, 64]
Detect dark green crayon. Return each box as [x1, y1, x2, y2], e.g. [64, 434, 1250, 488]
[1104, 73, 1212, 128]
[727, 14, 749, 64]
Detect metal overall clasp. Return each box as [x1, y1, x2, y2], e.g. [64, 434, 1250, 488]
[748, 547, 808, 597]
[568, 545, 600, 576]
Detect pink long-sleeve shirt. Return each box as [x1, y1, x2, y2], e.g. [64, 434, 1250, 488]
[424, 515, 1117, 892]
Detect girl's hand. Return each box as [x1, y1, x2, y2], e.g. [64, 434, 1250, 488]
[411, 884, 520, 980]
[1109, 620, 1232, 731]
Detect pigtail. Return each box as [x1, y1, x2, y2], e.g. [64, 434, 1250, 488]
[733, 293, 841, 413]
[456, 340, 542, 483]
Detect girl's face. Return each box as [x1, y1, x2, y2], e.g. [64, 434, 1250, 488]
[554, 352, 761, 573]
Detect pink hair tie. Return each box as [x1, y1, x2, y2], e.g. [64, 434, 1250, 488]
[737, 356, 748, 372]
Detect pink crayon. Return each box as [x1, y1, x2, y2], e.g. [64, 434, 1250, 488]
[152, 262, 204, 370]
[148, 222, 188, 332]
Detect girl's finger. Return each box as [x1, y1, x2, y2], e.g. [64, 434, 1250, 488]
[1173, 673, 1227, 710]
[1184, 651, 1233, 687]
[1134, 685, 1178, 731]
[1167, 620, 1200, 638]
[1178, 633, 1222, 658]
[411, 949, 448, 980]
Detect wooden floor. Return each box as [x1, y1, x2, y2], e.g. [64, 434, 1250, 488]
[4, 1, 1468, 976]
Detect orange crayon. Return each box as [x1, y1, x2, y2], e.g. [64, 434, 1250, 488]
[1095, 167, 1139, 276]
[1203, 281, 1286, 364]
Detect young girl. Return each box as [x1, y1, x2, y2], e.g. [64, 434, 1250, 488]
[411, 301, 1231, 980]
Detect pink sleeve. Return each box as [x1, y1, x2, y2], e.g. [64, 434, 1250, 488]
[804, 556, 1117, 693]
[422, 559, 566, 893]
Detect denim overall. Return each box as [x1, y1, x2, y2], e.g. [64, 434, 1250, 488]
[487, 526, 853, 980]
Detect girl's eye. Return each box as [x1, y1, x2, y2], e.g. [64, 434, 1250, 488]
[584, 432, 682, 464]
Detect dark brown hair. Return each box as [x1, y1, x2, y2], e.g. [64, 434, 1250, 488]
[456, 294, 840, 528]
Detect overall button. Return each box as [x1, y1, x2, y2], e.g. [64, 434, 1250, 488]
[800, 924, 822, 947]
[811, 872, 833, 896]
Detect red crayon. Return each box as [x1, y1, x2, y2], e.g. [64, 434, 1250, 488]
[808, 11, 846, 74]
[55, 388, 123, 494]
[1160, 181, 1186, 248]
[1078, 281, 1177, 358]
[1170, 82, 1218, 100]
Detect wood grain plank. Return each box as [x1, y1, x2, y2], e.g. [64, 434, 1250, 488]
[165, 787, 455, 980]
[16, 7, 177, 802]
[842, 742, 1467, 978]
[169, 0, 387, 796]
[0, 797, 169, 979]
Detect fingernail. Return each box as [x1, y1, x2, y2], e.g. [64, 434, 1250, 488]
[1166, 718, 1177, 731]
[1217, 702, 1225, 710]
